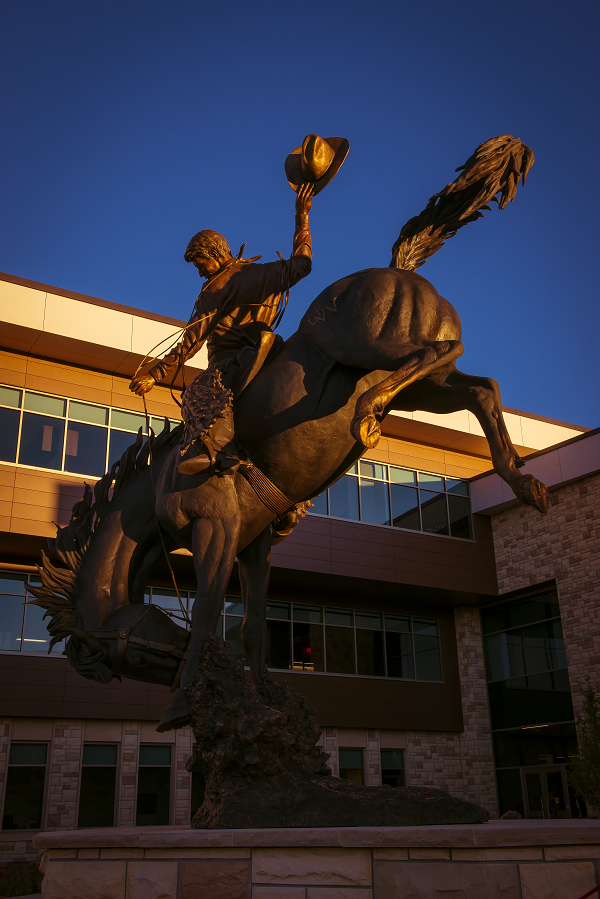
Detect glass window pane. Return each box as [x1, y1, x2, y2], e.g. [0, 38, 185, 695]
[0, 407, 20, 463]
[390, 467, 416, 486]
[293, 622, 324, 671]
[9, 744, 47, 765]
[82, 744, 118, 766]
[385, 631, 414, 678]
[0, 386, 22, 408]
[24, 392, 65, 417]
[508, 593, 560, 628]
[418, 472, 445, 492]
[356, 629, 385, 676]
[309, 492, 328, 515]
[224, 598, 244, 616]
[355, 611, 382, 630]
[381, 769, 404, 788]
[293, 605, 322, 623]
[136, 767, 170, 826]
[324, 608, 353, 627]
[328, 474, 359, 520]
[150, 416, 169, 435]
[78, 766, 116, 827]
[449, 495, 472, 539]
[385, 614, 410, 632]
[225, 616, 245, 661]
[413, 618, 438, 635]
[68, 401, 108, 426]
[18, 413, 65, 469]
[381, 750, 404, 768]
[420, 490, 449, 536]
[1, 767, 46, 829]
[446, 478, 469, 496]
[0, 595, 25, 651]
[152, 589, 187, 612]
[390, 484, 420, 530]
[108, 429, 139, 469]
[110, 409, 146, 432]
[359, 460, 388, 480]
[0, 573, 27, 594]
[359, 478, 390, 525]
[139, 745, 171, 766]
[265, 602, 290, 620]
[414, 634, 442, 680]
[64, 422, 107, 477]
[325, 626, 356, 674]
[266, 619, 291, 669]
[339, 748, 363, 768]
[22, 602, 53, 653]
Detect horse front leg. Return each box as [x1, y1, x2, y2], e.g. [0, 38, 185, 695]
[157, 509, 240, 732]
[443, 369, 549, 512]
[238, 525, 272, 688]
[352, 340, 464, 448]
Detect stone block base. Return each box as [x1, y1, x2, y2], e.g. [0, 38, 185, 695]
[35, 820, 600, 898]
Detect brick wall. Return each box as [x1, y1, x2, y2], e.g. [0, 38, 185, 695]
[491, 471, 600, 716]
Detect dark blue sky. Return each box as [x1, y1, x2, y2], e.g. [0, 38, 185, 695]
[1, 1, 598, 426]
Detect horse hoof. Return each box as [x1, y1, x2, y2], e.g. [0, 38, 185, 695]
[157, 689, 192, 732]
[513, 474, 549, 513]
[351, 414, 381, 449]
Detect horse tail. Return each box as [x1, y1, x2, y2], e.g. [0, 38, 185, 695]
[390, 134, 534, 272]
[27, 420, 184, 652]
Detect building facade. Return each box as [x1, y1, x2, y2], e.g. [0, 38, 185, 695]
[0, 271, 596, 864]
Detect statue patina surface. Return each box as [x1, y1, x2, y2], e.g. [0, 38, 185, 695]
[30, 134, 547, 827]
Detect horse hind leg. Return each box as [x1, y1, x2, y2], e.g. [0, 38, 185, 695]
[352, 340, 464, 448]
[237, 524, 272, 688]
[441, 370, 549, 512]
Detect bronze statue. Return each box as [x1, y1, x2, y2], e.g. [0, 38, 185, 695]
[30, 133, 547, 827]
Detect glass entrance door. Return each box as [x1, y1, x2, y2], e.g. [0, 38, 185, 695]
[521, 766, 571, 819]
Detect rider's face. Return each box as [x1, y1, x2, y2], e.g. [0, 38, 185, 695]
[193, 255, 222, 278]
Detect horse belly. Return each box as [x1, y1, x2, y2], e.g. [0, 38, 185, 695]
[299, 267, 460, 369]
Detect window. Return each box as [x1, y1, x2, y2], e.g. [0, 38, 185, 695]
[0, 573, 64, 655]
[218, 597, 442, 682]
[2, 743, 47, 831]
[136, 745, 171, 826]
[339, 748, 363, 784]
[310, 461, 472, 540]
[482, 589, 573, 730]
[381, 750, 404, 788]
[78, 744, 118, 828]
[145, 586, 191, 629]
[0, 384, 179, 479]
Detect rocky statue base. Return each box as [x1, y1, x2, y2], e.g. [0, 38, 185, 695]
[185, 635, 487, 828]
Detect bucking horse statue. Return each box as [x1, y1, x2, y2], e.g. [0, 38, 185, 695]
[29, 134, 547, 827]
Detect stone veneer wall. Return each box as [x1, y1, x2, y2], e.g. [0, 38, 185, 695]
[490, 471, 600, 717]
[35, 821, 600, 899]
[403, 607, 497, 818]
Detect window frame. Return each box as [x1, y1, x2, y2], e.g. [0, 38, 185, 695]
[0, 383, 180, 482]
[309, 460, 473, 542]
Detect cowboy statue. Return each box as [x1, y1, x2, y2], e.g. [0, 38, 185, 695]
[130, 135, 349, 490]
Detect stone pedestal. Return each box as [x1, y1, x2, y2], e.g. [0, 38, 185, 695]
[35, 820, 600, 898]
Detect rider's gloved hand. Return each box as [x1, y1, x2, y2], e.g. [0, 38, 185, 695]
[129, 373, 157, 396]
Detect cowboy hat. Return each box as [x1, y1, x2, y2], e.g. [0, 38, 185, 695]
[285, 134, 349, 196]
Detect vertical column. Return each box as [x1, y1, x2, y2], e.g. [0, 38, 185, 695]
[454, 605, 498, 818]
[323, 726, 339, 777]
[118, 721, 140, 828]
[46, 719, 84, 830]
[365, 729, 381, 786]
[174, 726, 193, 825]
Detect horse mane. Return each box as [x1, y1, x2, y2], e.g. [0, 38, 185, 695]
[28, 420, 183, 651]
[390, 134, 534, 272]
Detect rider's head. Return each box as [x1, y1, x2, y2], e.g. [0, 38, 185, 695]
[185, 230, 232, 277]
